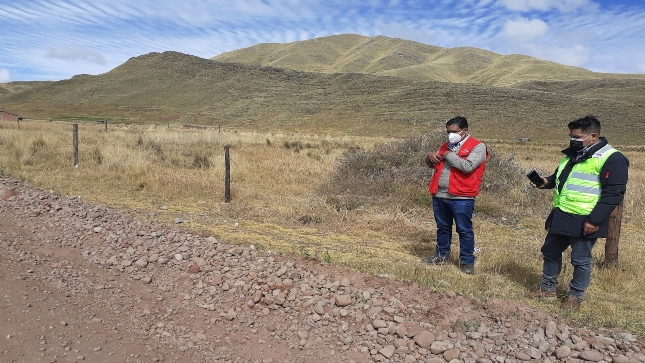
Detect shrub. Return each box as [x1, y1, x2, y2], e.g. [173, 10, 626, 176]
[191, 152, 212, 169]
[322, 132, 443, 204]
[91, 146, 104, 165]
[23, 137, 50, 166]
[322, 131, 552, 220]
[136, 134, 165, 161]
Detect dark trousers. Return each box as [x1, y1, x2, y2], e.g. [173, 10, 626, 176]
[433, 197, 476, 265]
[539, 233, 597, 298]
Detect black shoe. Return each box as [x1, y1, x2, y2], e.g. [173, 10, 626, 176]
[460, 264, 475, 275]
[421, 256, 447, 265]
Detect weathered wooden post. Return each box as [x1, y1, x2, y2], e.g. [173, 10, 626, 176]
[104, 118, 108, 131]
[604, 201, 623, 267]
[73, 124, 79, 168]
[224, 145, 231, 203]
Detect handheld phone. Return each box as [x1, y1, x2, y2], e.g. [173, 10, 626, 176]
[526, 170, 544, 186]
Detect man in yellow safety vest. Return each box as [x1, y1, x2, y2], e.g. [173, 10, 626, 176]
[525, 116, 629, 310]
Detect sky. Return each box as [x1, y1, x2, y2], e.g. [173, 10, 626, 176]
[1, 0, 644, 82]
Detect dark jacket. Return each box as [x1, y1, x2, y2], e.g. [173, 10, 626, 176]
[543, 137, 629, 238]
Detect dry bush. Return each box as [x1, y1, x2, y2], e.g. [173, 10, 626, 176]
[323, 131, 551, 221]
[322, 132, 442, 209]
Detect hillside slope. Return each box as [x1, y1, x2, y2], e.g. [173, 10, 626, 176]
[212, 34, 645, 86]
[1, 51, 644, 142]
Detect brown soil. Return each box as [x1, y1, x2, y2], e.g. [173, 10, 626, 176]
[1, 176, 643, 363]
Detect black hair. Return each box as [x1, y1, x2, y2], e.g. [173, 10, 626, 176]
[568, 115, 601, 134]
[446, 116, 468, 129]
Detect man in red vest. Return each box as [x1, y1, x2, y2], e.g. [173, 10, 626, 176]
[422, 116, 488, 274]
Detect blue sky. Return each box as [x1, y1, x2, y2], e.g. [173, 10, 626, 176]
[1, 0, 644, 82]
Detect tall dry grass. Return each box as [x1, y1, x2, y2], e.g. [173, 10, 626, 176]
[1, 120, 644, 335]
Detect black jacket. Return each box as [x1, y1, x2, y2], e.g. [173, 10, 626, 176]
[543, 137, 629, 238]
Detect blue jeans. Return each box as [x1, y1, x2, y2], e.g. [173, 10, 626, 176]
[433, 197, 476, 265]
[538, 233, 597, 299]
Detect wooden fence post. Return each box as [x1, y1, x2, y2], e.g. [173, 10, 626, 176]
[73, 124, 79, 168]
[604, 201, 623, 267]
[105, 119, 108, 131]
[224, 145, 231, 203]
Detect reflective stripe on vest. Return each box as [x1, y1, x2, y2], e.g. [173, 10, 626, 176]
[553, 144, 617, 215]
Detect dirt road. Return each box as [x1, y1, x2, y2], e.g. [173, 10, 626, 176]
[1, 176, 644, 363]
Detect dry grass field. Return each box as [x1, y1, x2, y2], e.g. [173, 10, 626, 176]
[1, 120, 644, 335]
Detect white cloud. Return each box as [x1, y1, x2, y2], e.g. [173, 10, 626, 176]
[0, 0, 643, 79]
[548, 45, 590, 67]
[496, 0, 596, 13]
[46, 46, 107, 65]
[499, 18, 549, 42]
[0, 68, 10, 83]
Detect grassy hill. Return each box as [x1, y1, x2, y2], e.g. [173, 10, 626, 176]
[1, 50, 644, 143]
[512, 78, 645, 108]
[212, 34, 645, 86]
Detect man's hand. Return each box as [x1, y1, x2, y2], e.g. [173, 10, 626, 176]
[531, 177, 548, 189]
[425, 152, 443, 165]
[583, 221, 599, 235]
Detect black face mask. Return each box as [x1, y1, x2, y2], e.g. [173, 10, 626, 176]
[569, 134, 591, 152]
[569, 139, 584, 151]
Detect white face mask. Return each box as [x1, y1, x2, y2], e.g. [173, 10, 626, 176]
[448, 130, 464, 144]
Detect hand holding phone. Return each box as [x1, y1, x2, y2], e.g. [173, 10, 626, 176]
[526, 170, 544, 187]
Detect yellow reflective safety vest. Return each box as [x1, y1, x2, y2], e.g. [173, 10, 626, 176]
[553, 144, 619, 215]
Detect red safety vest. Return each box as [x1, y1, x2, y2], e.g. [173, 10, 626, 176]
[428, 137, 488, 197]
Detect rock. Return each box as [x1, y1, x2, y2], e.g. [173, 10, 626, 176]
[595, 336, 615, 346]
[413, 330, 435, 349]
[555, 345, 571, 359]
[515, 352, 531, 361]
[443, 348, 460, 361]
[314, 303, 325, 315]
[612, 355, 629, 363]
[335, 295, 352, 307]
[545, 321, 557, 337]
[134, 259, 148, 268]
[187, 265, 200, 274]
[396, 325, 408, 338]
[372, 320, 387, 329]
[2, 189, 19, 199]
[379, 345, 395, 359]
[393, 339, 407, 349]
[579, 350, 603, 361]
[430, 340, 453, 354]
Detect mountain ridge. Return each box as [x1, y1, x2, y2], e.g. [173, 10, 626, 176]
[1, 50, 644, 143]
[212, 34, 645, 86]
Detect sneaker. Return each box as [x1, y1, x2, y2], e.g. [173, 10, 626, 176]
[460, 264, 475, 275]
[524, 289, 557, 299]
[561, 296, 583, 310]
[421, 256, 447, 265]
